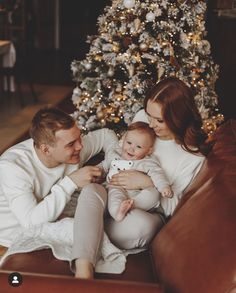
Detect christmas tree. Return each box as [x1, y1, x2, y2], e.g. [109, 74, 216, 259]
[71, 0, 222, 134]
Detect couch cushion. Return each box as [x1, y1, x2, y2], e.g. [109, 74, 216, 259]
[0, 271, 164, 293]
[151, 119, 236, 293]
[1, 249, 156, 283]
[210, 119, 236, 163]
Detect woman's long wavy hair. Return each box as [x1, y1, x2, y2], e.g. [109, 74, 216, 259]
[144, 77, 209, 155]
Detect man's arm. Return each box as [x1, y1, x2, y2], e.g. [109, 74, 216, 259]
[0, 162, 77, 228]
[79, 128, 118, 167]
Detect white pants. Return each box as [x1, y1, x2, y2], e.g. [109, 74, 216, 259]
[71, 183, 107, 266]
[105, 208, 164, 250]
[71, 183, 164, 266]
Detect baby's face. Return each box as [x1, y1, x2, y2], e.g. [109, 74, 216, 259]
[121, 129, 153, 160]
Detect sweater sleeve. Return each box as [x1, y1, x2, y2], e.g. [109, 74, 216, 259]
[79, 128, 118, 166]
[171, 157, 204, 197]
[135, 157, 171, 192]
[0, 162, 77, 228]
[132, 109, 149, 123]
[161, 156, 205, 216]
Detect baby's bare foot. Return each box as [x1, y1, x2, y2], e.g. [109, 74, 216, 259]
[116, 199, 134, 221]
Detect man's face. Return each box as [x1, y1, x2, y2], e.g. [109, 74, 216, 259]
[48, 124, 83, 165]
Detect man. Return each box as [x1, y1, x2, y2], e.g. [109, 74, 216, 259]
[0, 107, 117, 279]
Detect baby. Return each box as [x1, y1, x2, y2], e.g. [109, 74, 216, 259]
[102, 121, 173, 222]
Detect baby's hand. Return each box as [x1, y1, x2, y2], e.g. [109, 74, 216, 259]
[161, 186, 174, 198]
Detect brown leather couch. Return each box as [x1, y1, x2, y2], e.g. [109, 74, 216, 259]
[1, 119, 236, 293]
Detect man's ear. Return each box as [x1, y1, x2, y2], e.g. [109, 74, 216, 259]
[39, 143, 51, 155]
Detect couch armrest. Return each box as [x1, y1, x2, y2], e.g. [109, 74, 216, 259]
[0, 270, 163, 293]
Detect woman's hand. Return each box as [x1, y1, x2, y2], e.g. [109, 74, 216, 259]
[109, 170, 154, 190]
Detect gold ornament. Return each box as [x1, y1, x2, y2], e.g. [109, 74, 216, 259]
[106, 106, 114, 114]
[112, 43, 120, 53]
[192, 33, 201, 44]
[113, 117, 120, 123]
[94, 54, 103, 62]
[134, 18, 141, 31]
[133, 52, 141, 63]
[97, 111, 104, 119]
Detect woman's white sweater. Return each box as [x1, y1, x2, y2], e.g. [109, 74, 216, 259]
[133, 109, 205, 217]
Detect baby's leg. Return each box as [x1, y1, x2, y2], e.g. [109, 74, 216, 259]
[108, 186, 127, 220]
[133, 187, 161, 211]
[116, 199, 134, 222]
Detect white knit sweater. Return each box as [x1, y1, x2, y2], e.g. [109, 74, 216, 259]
[0, 128, 117, 247]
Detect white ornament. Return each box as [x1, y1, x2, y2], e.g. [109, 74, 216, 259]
[123, 0, 135, 9]
[84, 62, 92, 70]
[146, 12, 155, 22]
[73, 87, 81, 95]
[107, 68, 115, 77]
[139, 43, 148, 51]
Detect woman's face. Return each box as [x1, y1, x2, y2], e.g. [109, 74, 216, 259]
[146, 100, 174, 140]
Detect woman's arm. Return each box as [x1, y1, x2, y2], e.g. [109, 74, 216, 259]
[109, 170, 154, 190]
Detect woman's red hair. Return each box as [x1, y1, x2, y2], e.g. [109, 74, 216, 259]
[144, 77, 208, 155]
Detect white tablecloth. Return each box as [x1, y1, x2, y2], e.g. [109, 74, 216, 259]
[0, 41, 16, 92]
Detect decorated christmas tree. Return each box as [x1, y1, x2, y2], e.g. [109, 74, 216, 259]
[71, 0, 222, 134]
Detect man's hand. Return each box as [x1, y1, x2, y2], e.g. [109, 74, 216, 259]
[69, 166, 103, 188]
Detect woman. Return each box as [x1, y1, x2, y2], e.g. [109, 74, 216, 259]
[105, 77, 208, 250]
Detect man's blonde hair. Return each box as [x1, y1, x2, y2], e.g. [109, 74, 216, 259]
[29, 107, 75, 148]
